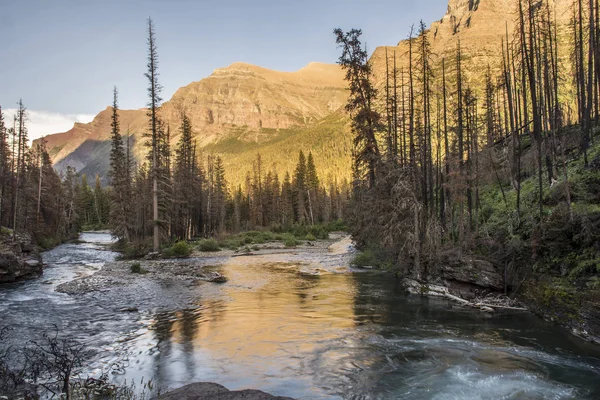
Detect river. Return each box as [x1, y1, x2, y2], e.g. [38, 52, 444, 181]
[1, 232, 600, 399]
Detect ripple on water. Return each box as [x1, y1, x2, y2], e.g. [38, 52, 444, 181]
[3, 233, 600, 400]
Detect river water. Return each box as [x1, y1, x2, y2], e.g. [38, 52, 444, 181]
[1, 232, 600, 399]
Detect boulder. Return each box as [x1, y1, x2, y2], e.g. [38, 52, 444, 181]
[158, 382, 294, 400]
[438, 253, 504, 299]
[0, 233, 43, 283]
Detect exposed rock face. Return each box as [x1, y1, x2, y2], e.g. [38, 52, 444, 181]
[158, 382, 295, 400]
[0, 232, 43, 283]
[38, 62, 347, 186]
[439, 254, 504, 299]
[164, 62, 346, 138]
[369, 0, 571, 96]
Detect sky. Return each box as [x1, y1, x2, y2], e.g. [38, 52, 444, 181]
[1, 0, 449, 140]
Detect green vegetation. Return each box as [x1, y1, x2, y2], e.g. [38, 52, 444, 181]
[129, 262, 148, 274]
[205, 111, 352, 187]
[352, 250, 377, 268]
[352, 249, 394, 270]
[115, 240, 151, 260]
[214, 221, 346, 250]
[337, 14, 600, 329]
[197, 238, 221, 252]
[283, 234, 299, 248]
[38, 236, 61, 251]
[162, 241, 192, 258]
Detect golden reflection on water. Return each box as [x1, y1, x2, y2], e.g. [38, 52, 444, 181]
[150, 253, 359, 387]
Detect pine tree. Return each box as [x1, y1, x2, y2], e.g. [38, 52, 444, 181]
[172, 113, 194, 239]
[0, 107, 8, 228]
[334, 28, 382, 188]
[306, 152, 320, 225]
[145, 17, 162, 252]
[293, 151, 307, 223]
[280, 172, 294, 226]
[108, 87, 131, 241]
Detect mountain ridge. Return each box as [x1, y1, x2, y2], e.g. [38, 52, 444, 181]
[39, 0, 573, 187]
[39, 60, 350, 185]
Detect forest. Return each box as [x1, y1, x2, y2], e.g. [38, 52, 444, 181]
[2, 1, 599, 284]
[335, 0, 600, 298]
[0, 19, 349, 255]
[3, 1, 600, 399]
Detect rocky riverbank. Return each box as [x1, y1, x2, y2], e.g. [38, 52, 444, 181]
[398, 250, 600, 346]
[0, 231, 43, 283]
[55, 257, 230, 295]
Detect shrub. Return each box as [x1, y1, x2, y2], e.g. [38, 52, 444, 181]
[352, 250, 377, 268]
[116, 239, 151, 260]
[130, 262, 147, 274]
[305, 233, 316, 241]
[283, 234, 299, 248]
[220, 238, 242, 250]
[197, 239, 221, 252]
[163, 241, 192, 258]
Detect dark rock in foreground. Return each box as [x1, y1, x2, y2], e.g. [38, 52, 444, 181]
[158, 382, 294, 400]
[0, 231, 43, 283]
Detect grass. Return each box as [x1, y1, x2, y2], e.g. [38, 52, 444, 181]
[130, 262, 148, 274]
[212, 220, 347, 250]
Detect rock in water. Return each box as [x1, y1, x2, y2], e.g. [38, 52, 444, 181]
[201, 272, 228, 283]
[158, 382, 295, 400]
[0, 232, 43, 283]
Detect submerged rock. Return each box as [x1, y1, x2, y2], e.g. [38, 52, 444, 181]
[196, 271, 228, 283]
[158, 382, 294, 400]
[119, 307, 139, 312]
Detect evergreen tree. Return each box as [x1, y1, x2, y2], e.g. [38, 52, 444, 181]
[172, 113, 194, 239]
[334, 28, 382, 188]
[293, 151, 307, 223]
[145, 17, 163, 252]
[108, 87, 131, 241]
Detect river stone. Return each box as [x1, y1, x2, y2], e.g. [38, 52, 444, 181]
[196, 271, 228, 283]
[158, 382, 295, 400]
[25, 258, 40, 267]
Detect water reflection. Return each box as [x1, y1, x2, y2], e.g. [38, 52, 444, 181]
[123, 254, 600, 400]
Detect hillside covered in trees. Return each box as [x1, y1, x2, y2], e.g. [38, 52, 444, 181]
[337, 0, 600, 340]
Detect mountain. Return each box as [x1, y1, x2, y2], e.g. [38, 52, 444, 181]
[369, 0, 571, 94]
[39, 0, 573, 187]
[40, 62, 351, 186]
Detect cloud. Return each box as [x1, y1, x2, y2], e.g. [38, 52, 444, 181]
[2, 109, 95, 143]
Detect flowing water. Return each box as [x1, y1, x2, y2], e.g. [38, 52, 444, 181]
[1, 232, 600, 399]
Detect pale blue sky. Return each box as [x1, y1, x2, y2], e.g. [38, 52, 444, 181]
[1, 0, 448, 137]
